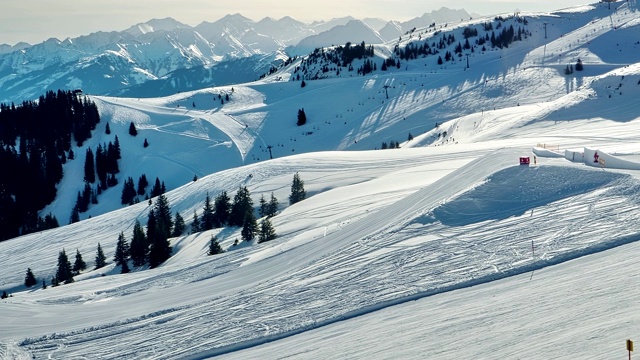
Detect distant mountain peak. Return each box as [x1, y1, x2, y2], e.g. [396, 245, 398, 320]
[124, 17, 190, 37]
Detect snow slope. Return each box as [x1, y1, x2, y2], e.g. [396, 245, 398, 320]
[2, 1, 640, 359]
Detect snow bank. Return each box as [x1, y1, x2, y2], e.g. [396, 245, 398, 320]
[583, 147, 640, 170]
[532, 147, 564, 158]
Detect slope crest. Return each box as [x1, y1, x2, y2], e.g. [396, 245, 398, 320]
[432, 165, 624, 226]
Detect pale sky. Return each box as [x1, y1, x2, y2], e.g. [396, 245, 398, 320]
[2, 0, 594, 45]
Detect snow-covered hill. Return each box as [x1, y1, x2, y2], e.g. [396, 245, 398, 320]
[2, 1, 640, 359]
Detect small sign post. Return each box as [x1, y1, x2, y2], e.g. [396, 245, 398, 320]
[627, 339, 634, 360]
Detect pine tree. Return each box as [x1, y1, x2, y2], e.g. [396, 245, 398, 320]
[95, 243, 107, 269]
[73, 249, 87, 274]
[150, 177, 164, 198]
[129, 121, 138, 136]
[213, 191, 231, 227]
[143, 138, 149, 148]
[106, 141, 120, 174]
[84, 148, 95, 183]
[207, 235, 224, 255]
[56, 249, 74, 284]
[191, 210, 201, 234]
[289, 172, 307, 205]
[173, 212, 185, 237]
[137, 174, 149, 196]
[148, 194, 173, 268]
[113, 135, 121, 160]
[121, 177, 137, 205]
[114, 232, 130, 273]
[202, 192, 215, 230]
[105, 122, 111, 134]
[24, 268, 37, 287]
[297, 108, 307, 126]
[42, 279, 47, 289]
[241, 212, 258, 242]
[230, 187, 253, 227]
[259, 194, 268, 218]
[130, 220, 148, 267]
[575, 58, 584, 71]
[258, 218, 277, 243]
[69, 205, 80, 224]
[96, 143, 107, 187]
[267, 193, 279, 217]
[154, 194, 173, 238]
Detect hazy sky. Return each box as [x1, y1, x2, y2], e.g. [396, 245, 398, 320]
[2, 0, 594, 45]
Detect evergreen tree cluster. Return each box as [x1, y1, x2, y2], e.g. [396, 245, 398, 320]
[259, 56, 298, 80]
[388, 16, 530, 67]
[463, 26, 479, 39]
[0, 90, 100, 241]
[489, 25, 524, 49]
[127, 194, 176, 269]
[357, 59, 377, 76]
[259, 193, 279, 218]
[73, 138, 122, 218]
[23, 245, 99, 289]
[82, 138, 121, 188]
[380, 141, 401, 149]
[191, 185, 282, 244]
[16, 177, 305, 287]
[121, 174, 156, 205]
[335, 41, 375, 65]
[292, 42, 375, 81]
[94, 137, 121, 188]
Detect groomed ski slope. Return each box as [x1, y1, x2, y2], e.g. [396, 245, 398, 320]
[4, 147, 640, 359]
[2, 1, 640, 359]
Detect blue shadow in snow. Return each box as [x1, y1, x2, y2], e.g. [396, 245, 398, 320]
[432, 165, 625, 226]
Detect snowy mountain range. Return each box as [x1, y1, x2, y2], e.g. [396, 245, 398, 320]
[0, 8, 472, 104]
[3, 1, 640, 359]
